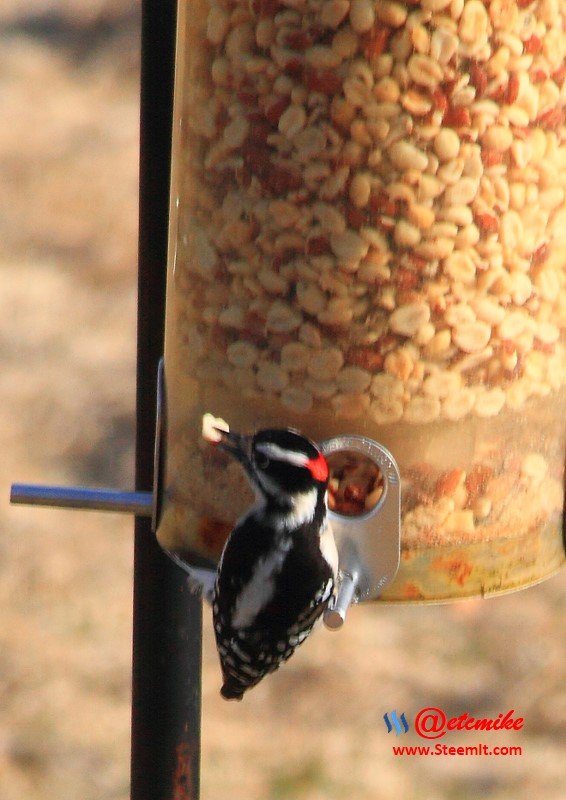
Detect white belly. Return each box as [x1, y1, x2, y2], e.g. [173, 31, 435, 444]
[320, 518, 339, 580]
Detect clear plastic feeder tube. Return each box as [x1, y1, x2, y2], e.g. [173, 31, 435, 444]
[157, 0, 565, 601]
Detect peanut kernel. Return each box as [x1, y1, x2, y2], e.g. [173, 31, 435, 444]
[452, 321, 492, 353]
[390, 302, 431, 337]
[320, 0, 351, 29]
[434, 129, 461, 162]
[349, 0, 375, 33]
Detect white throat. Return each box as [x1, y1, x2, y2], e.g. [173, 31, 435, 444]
[277, 487, 319, 530]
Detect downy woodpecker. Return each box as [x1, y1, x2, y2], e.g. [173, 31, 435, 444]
[212, 427, 338, 700]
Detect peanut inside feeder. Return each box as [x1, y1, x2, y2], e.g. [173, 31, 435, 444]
[326, 450, 385, 516]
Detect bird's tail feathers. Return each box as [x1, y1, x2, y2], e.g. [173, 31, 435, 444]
[220, 680, 245, 701]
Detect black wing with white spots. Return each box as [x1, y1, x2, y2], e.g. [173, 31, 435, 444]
[212, 512, 335, 700]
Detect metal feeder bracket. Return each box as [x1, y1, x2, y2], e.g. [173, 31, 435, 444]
[320, 435, 401, 629]
[10, 359, 165, 531]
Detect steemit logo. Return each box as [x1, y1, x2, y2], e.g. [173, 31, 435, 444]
[383, 711, 409, 736]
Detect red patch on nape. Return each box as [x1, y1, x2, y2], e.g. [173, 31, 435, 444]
[307, 452, 329, 482]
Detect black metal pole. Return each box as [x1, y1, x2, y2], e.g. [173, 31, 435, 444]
[131, 1, 202, 798]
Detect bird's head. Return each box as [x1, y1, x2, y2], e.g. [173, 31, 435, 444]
[215, 426, 329, 505]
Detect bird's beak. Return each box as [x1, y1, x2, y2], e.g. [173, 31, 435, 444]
[214, 428, 253, 468]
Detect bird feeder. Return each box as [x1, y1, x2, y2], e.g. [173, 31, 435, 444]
[156, 0, 566, 605]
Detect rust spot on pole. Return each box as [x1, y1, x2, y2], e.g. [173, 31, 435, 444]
[173, 741, 197, 800]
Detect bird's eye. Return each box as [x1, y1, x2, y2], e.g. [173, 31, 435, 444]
[255, 453, 270, 470]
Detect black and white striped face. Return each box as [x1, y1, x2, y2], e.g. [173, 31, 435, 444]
[250, 428, 329, 498]
[215, 427, 329, 500]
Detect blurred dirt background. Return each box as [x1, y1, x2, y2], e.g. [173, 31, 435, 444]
[0, 2, 564, 799]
